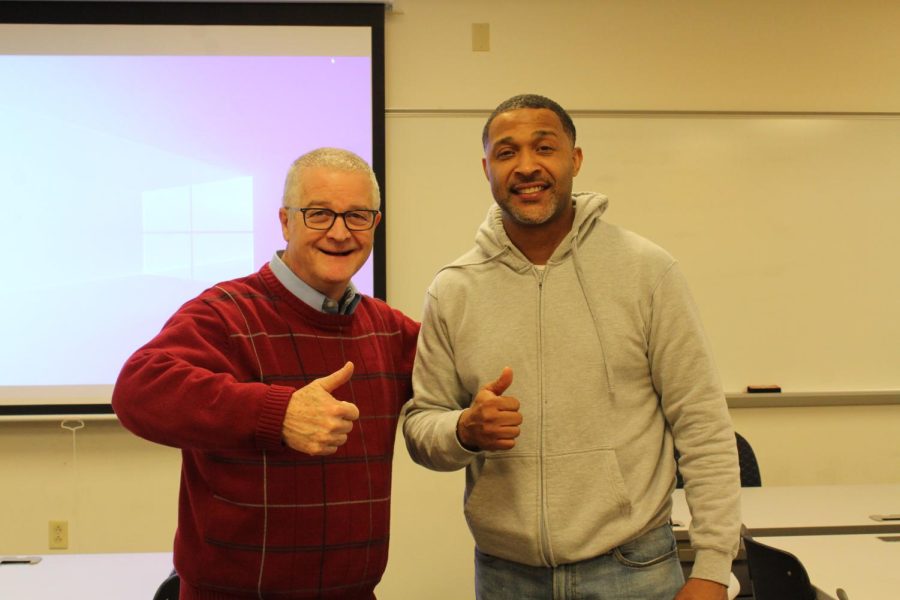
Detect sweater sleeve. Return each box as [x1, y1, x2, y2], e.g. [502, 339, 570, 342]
[649, 263, 742, 586]
[402, 284, 479, 471]
[112, 294, 294, 451]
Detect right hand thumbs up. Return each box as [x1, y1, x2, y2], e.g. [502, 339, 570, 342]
[283, 361, 360, 455]
[484, 366, 514, 396]
[457, 367, 522, 451]
[317, 361, 355, 395]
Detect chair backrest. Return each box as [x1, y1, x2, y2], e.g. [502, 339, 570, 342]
[742, 535, 816, 600]
[735, 432, 761, 487]
[152, 570, 180, 600]
[674, 431, 761, 488]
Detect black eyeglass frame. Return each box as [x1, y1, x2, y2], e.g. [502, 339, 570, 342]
[285, 207, 380, 231]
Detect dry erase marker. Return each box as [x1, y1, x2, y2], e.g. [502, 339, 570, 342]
[0, 556, 42, 565]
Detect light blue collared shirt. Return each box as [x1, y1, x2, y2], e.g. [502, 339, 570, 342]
[269, 251, 361, 315]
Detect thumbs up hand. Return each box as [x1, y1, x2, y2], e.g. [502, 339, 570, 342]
[457, 367, 522, 451]
[283, 361, 360, 455]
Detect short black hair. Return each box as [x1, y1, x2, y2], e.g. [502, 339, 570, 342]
[482, 94, 577, 148]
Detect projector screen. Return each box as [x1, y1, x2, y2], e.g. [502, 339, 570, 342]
[0, 2, 386, 415]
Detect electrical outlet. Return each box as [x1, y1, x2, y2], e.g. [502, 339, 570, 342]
[48, 520, 68, 549]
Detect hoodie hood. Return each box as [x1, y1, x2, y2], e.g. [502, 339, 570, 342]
[472, 191, 610, 272]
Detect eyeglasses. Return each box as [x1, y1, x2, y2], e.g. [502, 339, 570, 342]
[285, 207, 380, 231]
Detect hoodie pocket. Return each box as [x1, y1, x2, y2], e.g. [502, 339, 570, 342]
[463, 453, 543, 565]
[543, 448, 632, 559]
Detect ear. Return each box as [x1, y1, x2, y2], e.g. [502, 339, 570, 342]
[572, 146, 584, 177]
[482, 156, 489, 180]
[279, 207, 291, 242]
[373, 210, 383, 229]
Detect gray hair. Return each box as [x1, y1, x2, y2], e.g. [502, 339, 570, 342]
[282, 147, 381, 209]
[482, 94, 577, 149]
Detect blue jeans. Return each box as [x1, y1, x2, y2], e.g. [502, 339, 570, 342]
[474, 524, 684, 600]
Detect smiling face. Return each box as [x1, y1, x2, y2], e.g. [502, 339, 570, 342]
[482, 108, 583, 235]
[279, 166, 381, 300]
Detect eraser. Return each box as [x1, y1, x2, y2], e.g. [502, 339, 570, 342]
[746, 385, 781, 393]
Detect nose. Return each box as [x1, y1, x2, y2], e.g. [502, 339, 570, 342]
[513, 150, 542, 178]
[326, 215, 352, 241]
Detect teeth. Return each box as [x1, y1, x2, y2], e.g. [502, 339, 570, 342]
[519, 185, 544, 194]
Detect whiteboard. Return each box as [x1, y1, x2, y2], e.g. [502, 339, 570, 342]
[388, 111, 900, 394]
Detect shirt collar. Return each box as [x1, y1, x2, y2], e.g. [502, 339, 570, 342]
[269, 251, 361, 315]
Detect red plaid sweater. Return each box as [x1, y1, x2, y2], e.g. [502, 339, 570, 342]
[112, 264, 418, 599]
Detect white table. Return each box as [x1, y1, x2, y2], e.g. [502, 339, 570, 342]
[754, 533, 900, 600]
[0, 552, 173, 599]
[672, 483, 900, 537]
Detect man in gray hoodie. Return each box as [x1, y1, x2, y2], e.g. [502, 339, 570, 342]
[402, 94, 741, 600]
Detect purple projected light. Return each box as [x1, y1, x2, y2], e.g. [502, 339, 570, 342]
[0, 54, 373, 386]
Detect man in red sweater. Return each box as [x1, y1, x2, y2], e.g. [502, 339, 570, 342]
[113, 148, 419, 599]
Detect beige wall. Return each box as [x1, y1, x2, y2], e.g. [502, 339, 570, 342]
[3, 2, 899, 598]
[384, 0, 900, 112]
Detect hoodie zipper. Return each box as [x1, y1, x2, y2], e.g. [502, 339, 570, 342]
[535, 265, 554, 567]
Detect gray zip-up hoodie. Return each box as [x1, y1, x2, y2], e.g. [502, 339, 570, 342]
[403, 192, 740, 585]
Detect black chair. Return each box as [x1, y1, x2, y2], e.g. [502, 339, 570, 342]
[741, 534, 816, 600]
[734, 432, 761, 487]
[675, 432, 761, 488]
[152, 570, 180, 600]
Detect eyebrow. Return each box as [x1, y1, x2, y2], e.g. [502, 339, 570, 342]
[531, 129, 560, 140]
[302, 200, 374, 211]
[493, 129, 561, 147]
